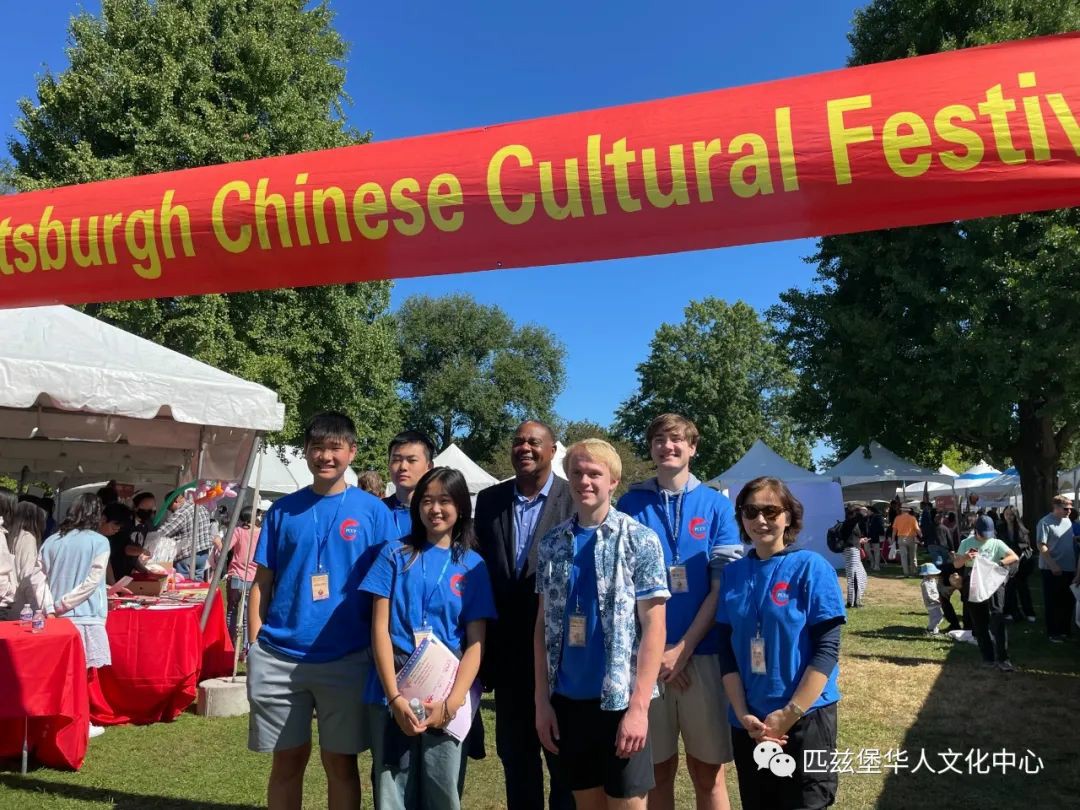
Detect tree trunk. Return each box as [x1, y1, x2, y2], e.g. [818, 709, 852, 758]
[1012, 403, 1059, 534]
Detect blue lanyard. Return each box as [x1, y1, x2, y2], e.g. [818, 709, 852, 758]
[420, 546, 453, 629]
[750, 556, 784, 636]
[659, 490, 684, 564]
[311, 487, 348, 572]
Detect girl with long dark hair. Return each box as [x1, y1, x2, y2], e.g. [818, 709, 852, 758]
[39, 493, 113, 737]
[0, 489, 51, 620]
[362, 467, 496, 810]
[997, 505, 1036, 622]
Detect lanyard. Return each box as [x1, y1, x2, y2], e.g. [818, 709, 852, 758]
[750, 555, 784, 636]
[420, 546, 453, 629]
[659, 489, 684, 564]
[311, 487, 348, 573]
[571, 519, 599, 614]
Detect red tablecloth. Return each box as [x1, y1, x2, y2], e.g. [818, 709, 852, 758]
[0, 619, 89, 770]
[90, 593, 234, 726]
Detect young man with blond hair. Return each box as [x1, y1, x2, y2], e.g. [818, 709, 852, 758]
[534, 438, 669, 810]
[617, 414, 740, 810]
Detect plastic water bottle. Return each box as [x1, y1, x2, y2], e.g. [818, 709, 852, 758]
[18, 604, 32, 631]
[31, 610, 45, 633]
[409, 698, 426, 722]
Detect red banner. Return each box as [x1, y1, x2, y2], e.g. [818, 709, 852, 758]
[2, 34, 1080, 307]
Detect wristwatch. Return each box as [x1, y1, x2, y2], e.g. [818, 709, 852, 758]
[785, 700, 805, 719]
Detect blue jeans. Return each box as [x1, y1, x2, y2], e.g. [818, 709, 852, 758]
[174, 549, 210, 581]
[371, 708, 467, 810]
[927, 544, 949, 566]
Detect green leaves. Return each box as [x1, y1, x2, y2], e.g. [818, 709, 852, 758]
[8, 1, 397, 469]
[614, 298, 813, 480]
[396, 294, 566, 463]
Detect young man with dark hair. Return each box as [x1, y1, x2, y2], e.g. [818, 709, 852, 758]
[616, 414, 741, 810]
[535, 439, 669, 810]
[382, 430, 436, 536]
[475, 419, 575, 810]
[247, 411, 397, 810]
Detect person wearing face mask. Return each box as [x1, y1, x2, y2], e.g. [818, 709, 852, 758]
[105, 491, 156, 580]
[717, 476, 846, 810]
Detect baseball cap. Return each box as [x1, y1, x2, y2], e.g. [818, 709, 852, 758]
[975, 515, 996, 538]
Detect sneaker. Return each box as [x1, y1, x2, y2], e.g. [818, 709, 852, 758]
[926, 629, 940, 636]
[997, 660, 1016, 672]
[89, 724, 106, 738]
[1026, 616, 1037, 623]
[1049, 636, 1065, 643]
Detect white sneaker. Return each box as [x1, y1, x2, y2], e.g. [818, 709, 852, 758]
[89, 724, 105, 738]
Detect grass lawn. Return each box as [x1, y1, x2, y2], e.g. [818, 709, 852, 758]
[1, 565, 1077, 809]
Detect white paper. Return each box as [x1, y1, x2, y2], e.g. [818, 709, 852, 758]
[396, 635, 480, 742]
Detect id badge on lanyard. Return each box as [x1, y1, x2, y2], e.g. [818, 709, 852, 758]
[311, 572, 330, 601]
[669, 565, 689, 594]
[414, 625, 434, 647]
[750, 631, 767, 674]
[568, 613, 587, 647]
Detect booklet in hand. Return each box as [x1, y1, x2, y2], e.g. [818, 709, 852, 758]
[396, 634, 481, 742]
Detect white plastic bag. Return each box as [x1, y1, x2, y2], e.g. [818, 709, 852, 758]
[968, 555, 1008, 603]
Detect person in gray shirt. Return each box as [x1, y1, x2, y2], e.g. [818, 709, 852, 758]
[1035, 495, 1076, 641]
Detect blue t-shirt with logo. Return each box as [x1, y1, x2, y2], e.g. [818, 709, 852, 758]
[715, 548, 845, 724]
[617, 482, 740, 655]
[361, 539, 497, 661]
[554, 525, 607, 700]
[382, 494, 412, 537]
[253, 485, 396, 662]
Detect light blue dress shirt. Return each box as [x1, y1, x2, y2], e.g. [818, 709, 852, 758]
[513, 472, 555, 574]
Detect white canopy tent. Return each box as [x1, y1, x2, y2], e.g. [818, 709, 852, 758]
[0, 306, 285, 488]
[552, 441, 568, 480]
[432, 443, 498, 495]
[826, 441, 953, 503]
[710, 440, 845, 568]
[901, 464, 958, 497]
[951, 460, 1002, 491]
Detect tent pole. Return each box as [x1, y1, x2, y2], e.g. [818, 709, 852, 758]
[188, 428, 205, 582]
[201, 432, 262, 632]
[229, 442, 265, 679]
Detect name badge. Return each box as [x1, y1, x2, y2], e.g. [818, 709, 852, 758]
[568, 614, 587, 647]
[311, 573, 330, 601]
[750, 634, 767, 675]
[669, 565, 689, 594]
[413, 625, 434, 648]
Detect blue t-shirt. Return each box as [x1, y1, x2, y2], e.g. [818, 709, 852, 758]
[554, 525, 607, 700]
[715, 548, 845, 724]
[253, 485, 396, 662]
[361, 539, 497, 659]
[617, 482, 740, 654]
[382, 494, 412, 537]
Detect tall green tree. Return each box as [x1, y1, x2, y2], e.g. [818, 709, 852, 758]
[614, 298, 813, 480]
[397, 294, 566, 462]
[772, 0, 1080, 522]
[4, 0, 400, 468]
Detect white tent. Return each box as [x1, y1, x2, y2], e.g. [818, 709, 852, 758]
[552, 441, 568, 480]
[251, 445, 358, 496]
[951, 460, 1002, 491]
[0, 306, 284, 488]
[826, 441, 953, 502]
[432, 443, 498, 495]
[901, 464, 958, 497]
[710, 441, 845, 567]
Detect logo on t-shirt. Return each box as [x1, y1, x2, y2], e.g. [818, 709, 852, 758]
[339, 518, 359, 541]
[688, 517, 707, 540]
[771, 581, 790, 606]
[449, 573, 464, 597]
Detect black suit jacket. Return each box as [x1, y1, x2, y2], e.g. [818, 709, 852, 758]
[475, 474, 573, 690]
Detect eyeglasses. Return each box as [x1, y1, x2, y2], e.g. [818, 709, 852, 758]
[739, 504, 786, 521]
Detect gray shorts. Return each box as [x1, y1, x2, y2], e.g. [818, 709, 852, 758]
[247, 639, 374, 754]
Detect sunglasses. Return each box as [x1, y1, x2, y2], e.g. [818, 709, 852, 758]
[739, 504, 787, 521]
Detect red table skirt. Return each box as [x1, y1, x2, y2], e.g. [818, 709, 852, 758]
[90, 593, 234, 726]
[0, 618, 89, 770]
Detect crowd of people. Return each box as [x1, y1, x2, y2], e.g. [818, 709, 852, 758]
[830, 492, 1079, 676]
[5, 408, 1077, 810]
[241, 410, 844, 810]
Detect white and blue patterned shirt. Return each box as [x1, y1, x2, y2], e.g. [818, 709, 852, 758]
[536, 507, 670, 710]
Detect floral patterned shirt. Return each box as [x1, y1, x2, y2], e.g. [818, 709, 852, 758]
[535, 507, 670, 710]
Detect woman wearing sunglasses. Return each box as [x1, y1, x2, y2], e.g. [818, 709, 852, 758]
[715, 477, 846, 810]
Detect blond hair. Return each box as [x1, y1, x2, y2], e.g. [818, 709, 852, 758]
[563, 438, 623, 481]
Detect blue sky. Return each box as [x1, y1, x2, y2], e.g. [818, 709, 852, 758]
[2, 1, 864, 444]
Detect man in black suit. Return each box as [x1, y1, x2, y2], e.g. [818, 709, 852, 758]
[476, 420, 575, 810]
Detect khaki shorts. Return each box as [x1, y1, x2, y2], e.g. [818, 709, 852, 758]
[648, 654, 733, 765]
[247, 640, 373, 754]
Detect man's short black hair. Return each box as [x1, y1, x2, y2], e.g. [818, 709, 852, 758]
[132, 491, 155, 508]
[516, 419, 558, 445]
[388, 430, 436, 464]
[303, 411, 358, 447]
[103, 502, 132, 525]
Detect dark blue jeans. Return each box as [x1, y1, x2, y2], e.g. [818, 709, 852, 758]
[174, 548, 210, 581]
